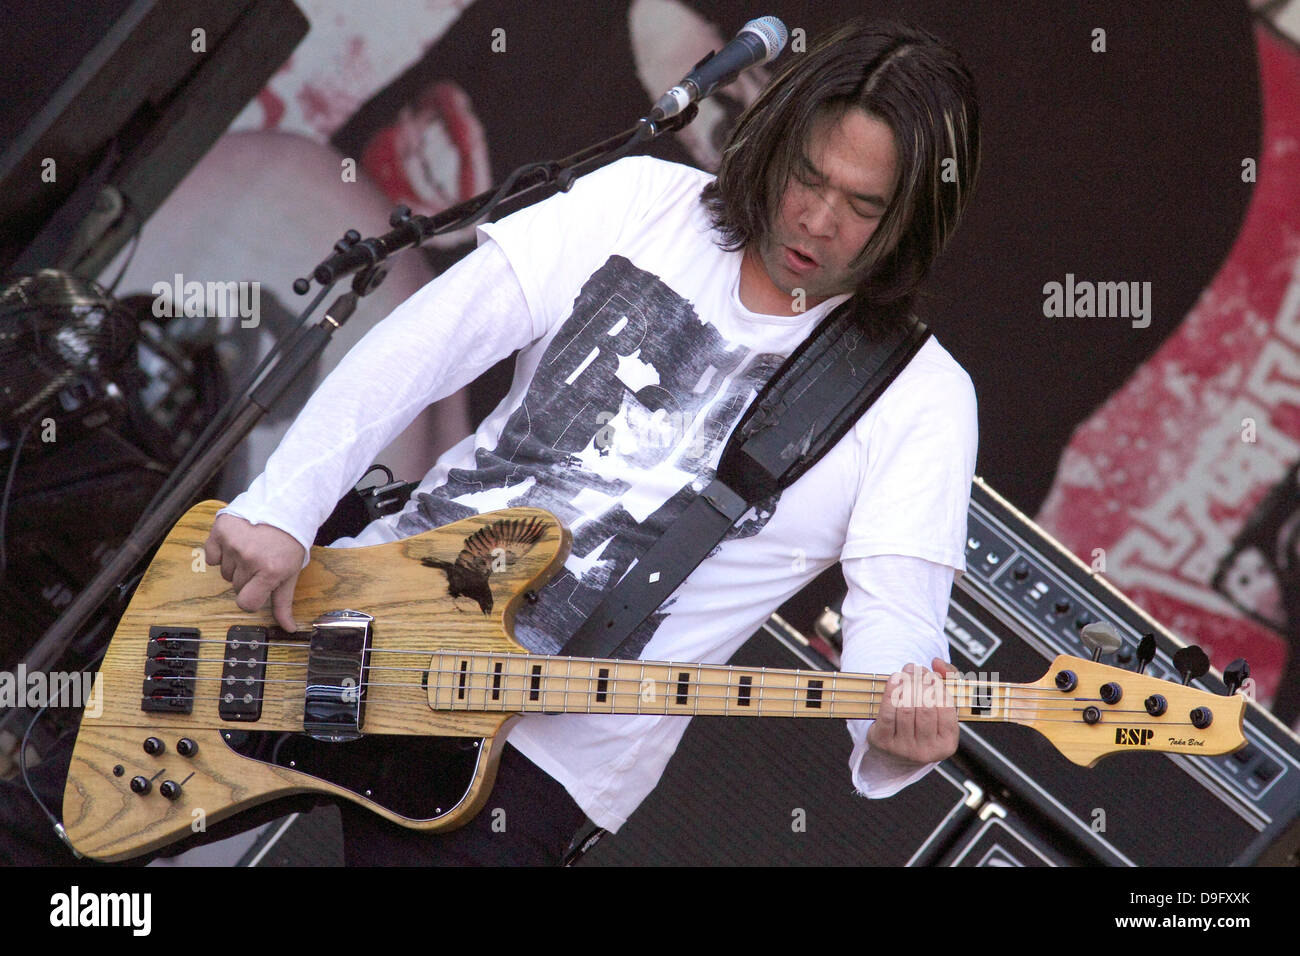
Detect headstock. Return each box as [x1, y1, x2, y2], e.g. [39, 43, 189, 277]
[1012, 653, 1248, 767]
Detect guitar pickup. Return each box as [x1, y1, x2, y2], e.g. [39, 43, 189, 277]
[141, 626, 200, 713]
[303, 610, 373, 742]
[219, 625, 270, 721]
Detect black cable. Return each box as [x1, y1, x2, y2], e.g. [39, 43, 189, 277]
[17, 705, 79, 856]
[0, 422, 32, 584]
[104, 215, 142, 297]
[18, 707, 57, 828]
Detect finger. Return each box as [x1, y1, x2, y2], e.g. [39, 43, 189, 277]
[932, 658, 961, 754]
[203, 533, 222, 570]
[220, 550, 237, 584]
[235, 569, 275, 614]
[914, 669, 940, 740]
[232, 564, 255, 594]
[271, 572, 300, 633]
[877, 671, 902, 724]
[893, 665, 918, 744]
[932, 657, 957, 709]
[938, 700, 960, 747]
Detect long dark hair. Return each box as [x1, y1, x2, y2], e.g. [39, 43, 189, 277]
[701, 19, 981, 315]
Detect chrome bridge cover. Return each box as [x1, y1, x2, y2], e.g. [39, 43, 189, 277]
[303, 609, 373, 742]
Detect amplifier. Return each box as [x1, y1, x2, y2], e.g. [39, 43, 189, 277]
[946, 477, 1300, 866]
[579, 616, 990, 867]
[581, 476, 1300, 866]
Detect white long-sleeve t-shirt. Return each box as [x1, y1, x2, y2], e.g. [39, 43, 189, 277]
[224, 156, 978, 832]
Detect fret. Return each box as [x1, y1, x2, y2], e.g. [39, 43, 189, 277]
[758, 668, 766, 716]
[609, 661, 629, 713]
[474, 654, 483, 708]
[637, 662, 646, 715]
[564, 656, 573, 714]
[692, 663, 703, 715]
[829, 672, 839, 718]
[499, 655, 515, 710]
[512, 654, 530, 711]
[433, 654, 446, 711]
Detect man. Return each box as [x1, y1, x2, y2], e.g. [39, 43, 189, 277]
[3, 19, 981, 866]
[204, 17, 981, 864]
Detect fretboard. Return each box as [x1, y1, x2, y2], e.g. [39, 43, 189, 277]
[426, 651, 1017, 722]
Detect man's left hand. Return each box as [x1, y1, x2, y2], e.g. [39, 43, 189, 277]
[867, 658, 960, 764]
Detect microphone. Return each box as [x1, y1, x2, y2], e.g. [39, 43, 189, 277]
[650, 16, 788, 121]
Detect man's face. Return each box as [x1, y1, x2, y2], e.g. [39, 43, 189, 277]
[751, 107, 901, 308]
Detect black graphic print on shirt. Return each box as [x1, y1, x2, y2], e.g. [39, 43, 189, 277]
[397, 255, 784, 656]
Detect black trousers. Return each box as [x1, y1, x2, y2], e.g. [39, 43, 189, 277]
[0, 727, 591, 866]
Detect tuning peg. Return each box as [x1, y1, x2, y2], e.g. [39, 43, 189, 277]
[389, 204, 413, 227]
[1081, 621, 1123, 662]
[1173, 645, 1210, 686]
[1223, 658, 1250, 696]
[1134, 633, 1157, 674]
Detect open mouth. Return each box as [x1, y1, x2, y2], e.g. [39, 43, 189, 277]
[783, 245, 818, 273]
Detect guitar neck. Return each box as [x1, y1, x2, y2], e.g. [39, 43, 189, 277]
[427, 651, 1015, 722]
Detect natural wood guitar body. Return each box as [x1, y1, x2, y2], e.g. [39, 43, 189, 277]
[63, 500, 570, 861]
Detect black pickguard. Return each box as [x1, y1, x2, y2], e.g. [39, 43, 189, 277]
[221, 730, 484, 821]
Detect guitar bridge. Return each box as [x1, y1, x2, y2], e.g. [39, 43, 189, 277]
[303, 610, 373, 742]
[141, 626, 200, 713]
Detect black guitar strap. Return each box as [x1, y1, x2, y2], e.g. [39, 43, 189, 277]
[559, 297, 932, 660]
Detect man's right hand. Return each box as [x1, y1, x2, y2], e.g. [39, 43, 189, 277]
[203, 513, 306, 633]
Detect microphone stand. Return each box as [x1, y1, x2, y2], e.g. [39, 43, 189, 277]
[0, 107, 698, 740]
[302, 110, 696, 288]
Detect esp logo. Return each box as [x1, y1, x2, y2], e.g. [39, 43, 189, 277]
[1114, 727, 1154, 746]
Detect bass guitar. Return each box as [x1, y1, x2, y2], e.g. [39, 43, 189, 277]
[63, 501, 1248, 860]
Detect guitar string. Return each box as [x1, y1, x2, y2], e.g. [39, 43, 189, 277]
[139, 667, 1125, 710]
[135, 676, 1204, 722]
[126, 688, 1218, 727]
[134, 659, 1210, 715]
[140, 654, 1188, 709]
[152, 641, 1210, 708]
[136, 647, 1207, 717]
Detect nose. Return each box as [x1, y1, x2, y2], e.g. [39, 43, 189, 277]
[797, 191, 836, 239]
